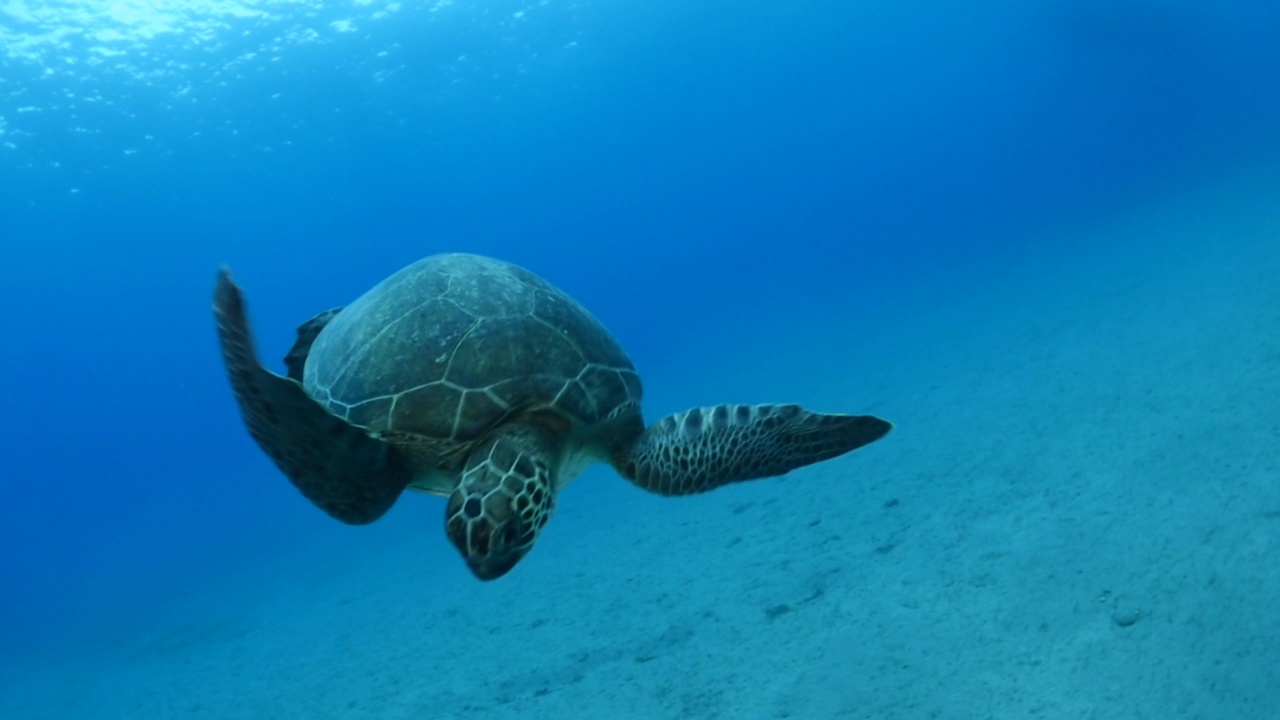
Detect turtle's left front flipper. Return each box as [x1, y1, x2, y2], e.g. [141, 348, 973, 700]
[613, 404, 890, 496]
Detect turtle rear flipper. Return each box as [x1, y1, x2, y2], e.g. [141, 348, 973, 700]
[284, 307, 342, 382]
[214, 268, 409, 524]
[614, 404, 890, 496]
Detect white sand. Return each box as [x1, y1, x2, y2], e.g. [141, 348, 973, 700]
[5, 170, 1279, 719]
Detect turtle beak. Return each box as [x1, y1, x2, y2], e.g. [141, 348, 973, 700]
[465, 521, 534, 580]
[466, 553, 522, 581]
[446, 508, 533, 581]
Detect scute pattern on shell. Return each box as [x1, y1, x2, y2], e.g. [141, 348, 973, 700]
[302, 254, 642, 442]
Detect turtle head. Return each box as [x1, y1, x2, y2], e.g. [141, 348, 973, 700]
[445, 436, 556, 580]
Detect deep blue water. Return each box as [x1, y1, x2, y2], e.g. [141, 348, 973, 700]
[2, 0, 1279, 706]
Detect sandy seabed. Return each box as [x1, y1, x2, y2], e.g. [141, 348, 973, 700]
[5, 171, 1279, 720]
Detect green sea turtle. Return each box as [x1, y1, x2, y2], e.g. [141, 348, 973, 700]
[213, 253, 891, 580]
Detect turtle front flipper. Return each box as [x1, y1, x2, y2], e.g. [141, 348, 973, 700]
[613, 404, 891, 496]
[214, 267, 409, 525]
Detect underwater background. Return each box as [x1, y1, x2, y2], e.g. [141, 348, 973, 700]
[2, 0, 1279, 717]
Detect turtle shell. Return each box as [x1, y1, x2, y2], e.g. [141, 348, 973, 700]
[303, 253, 642, 443]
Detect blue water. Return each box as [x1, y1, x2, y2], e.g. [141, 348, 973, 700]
[2, 1, 1279, 717]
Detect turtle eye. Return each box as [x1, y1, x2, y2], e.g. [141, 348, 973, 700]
[462, 497, 484, 519]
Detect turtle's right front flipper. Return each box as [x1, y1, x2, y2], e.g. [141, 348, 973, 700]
[614, 404, 890, 496]
[213, 267, 409, 524]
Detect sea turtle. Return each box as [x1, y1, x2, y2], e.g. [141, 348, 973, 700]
[213, 253, 891, 580]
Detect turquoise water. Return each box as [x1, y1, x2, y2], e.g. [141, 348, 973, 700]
[2, 1, 1279, 717]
